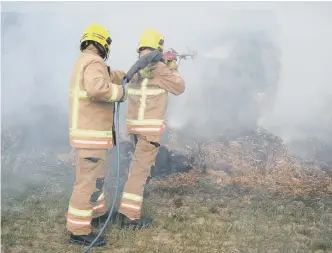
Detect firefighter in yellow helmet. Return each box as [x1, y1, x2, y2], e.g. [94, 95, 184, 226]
[116, 28, 185, 228]
[67, 23, 127, 246]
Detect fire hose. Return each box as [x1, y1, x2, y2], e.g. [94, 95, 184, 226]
[83, 48, 196, 252]
[82, 99, 121, 253]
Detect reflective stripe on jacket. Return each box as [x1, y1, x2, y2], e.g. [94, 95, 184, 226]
[69, 46, 127, 149]
[126, 61, 185, 136]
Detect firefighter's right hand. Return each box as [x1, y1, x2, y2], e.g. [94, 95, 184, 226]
[139, 63, 156, 79]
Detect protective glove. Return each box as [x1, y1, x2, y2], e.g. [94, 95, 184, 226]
[166, 60, 178, 70]
[138, 63, 156, 79]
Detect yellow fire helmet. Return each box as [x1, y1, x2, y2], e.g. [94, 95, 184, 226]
[80, 23, 112, 60]
[137, 28, 164, 53]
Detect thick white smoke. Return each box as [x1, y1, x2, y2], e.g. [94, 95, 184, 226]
[1, 1, 332, 145]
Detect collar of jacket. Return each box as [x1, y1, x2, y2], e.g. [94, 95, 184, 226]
[82, 45, 102, 59]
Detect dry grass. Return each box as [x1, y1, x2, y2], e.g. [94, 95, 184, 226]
[2, 128, 332, 253]
[2, 167, 332, 253]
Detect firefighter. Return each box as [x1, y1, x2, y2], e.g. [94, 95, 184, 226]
[67, 23, 127, 246]
[117, 28, 185, 228]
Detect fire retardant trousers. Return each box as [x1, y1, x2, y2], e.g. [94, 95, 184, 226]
[66, 149, 109, 235]
[118, 134, 160, 220]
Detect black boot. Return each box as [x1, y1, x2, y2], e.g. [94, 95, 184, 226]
[118, 213, 153, 229]
[91, 213, 109, 227]
[69, 232, 106, 247]
[91, 212, 118, 227]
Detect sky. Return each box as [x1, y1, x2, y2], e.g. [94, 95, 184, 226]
[2, 1, 332, 144]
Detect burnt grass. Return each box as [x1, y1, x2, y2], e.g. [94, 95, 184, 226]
[2, 170, 332, 253]
[2, 129, 332, 253]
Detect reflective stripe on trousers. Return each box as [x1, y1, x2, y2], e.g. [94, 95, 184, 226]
[119, 192, 143, 220]
[118, 136, 160, 220]
[68, 206, 93, 217]
[66, 149, 109, 235]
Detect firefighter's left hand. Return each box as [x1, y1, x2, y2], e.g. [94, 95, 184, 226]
[139, 63, 156, 79]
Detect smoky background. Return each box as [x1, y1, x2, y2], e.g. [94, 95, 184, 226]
[1, 1, 332, 197]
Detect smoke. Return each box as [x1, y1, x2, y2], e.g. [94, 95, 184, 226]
[1, 1, 332, 147]
[166, 2, 332, 144]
